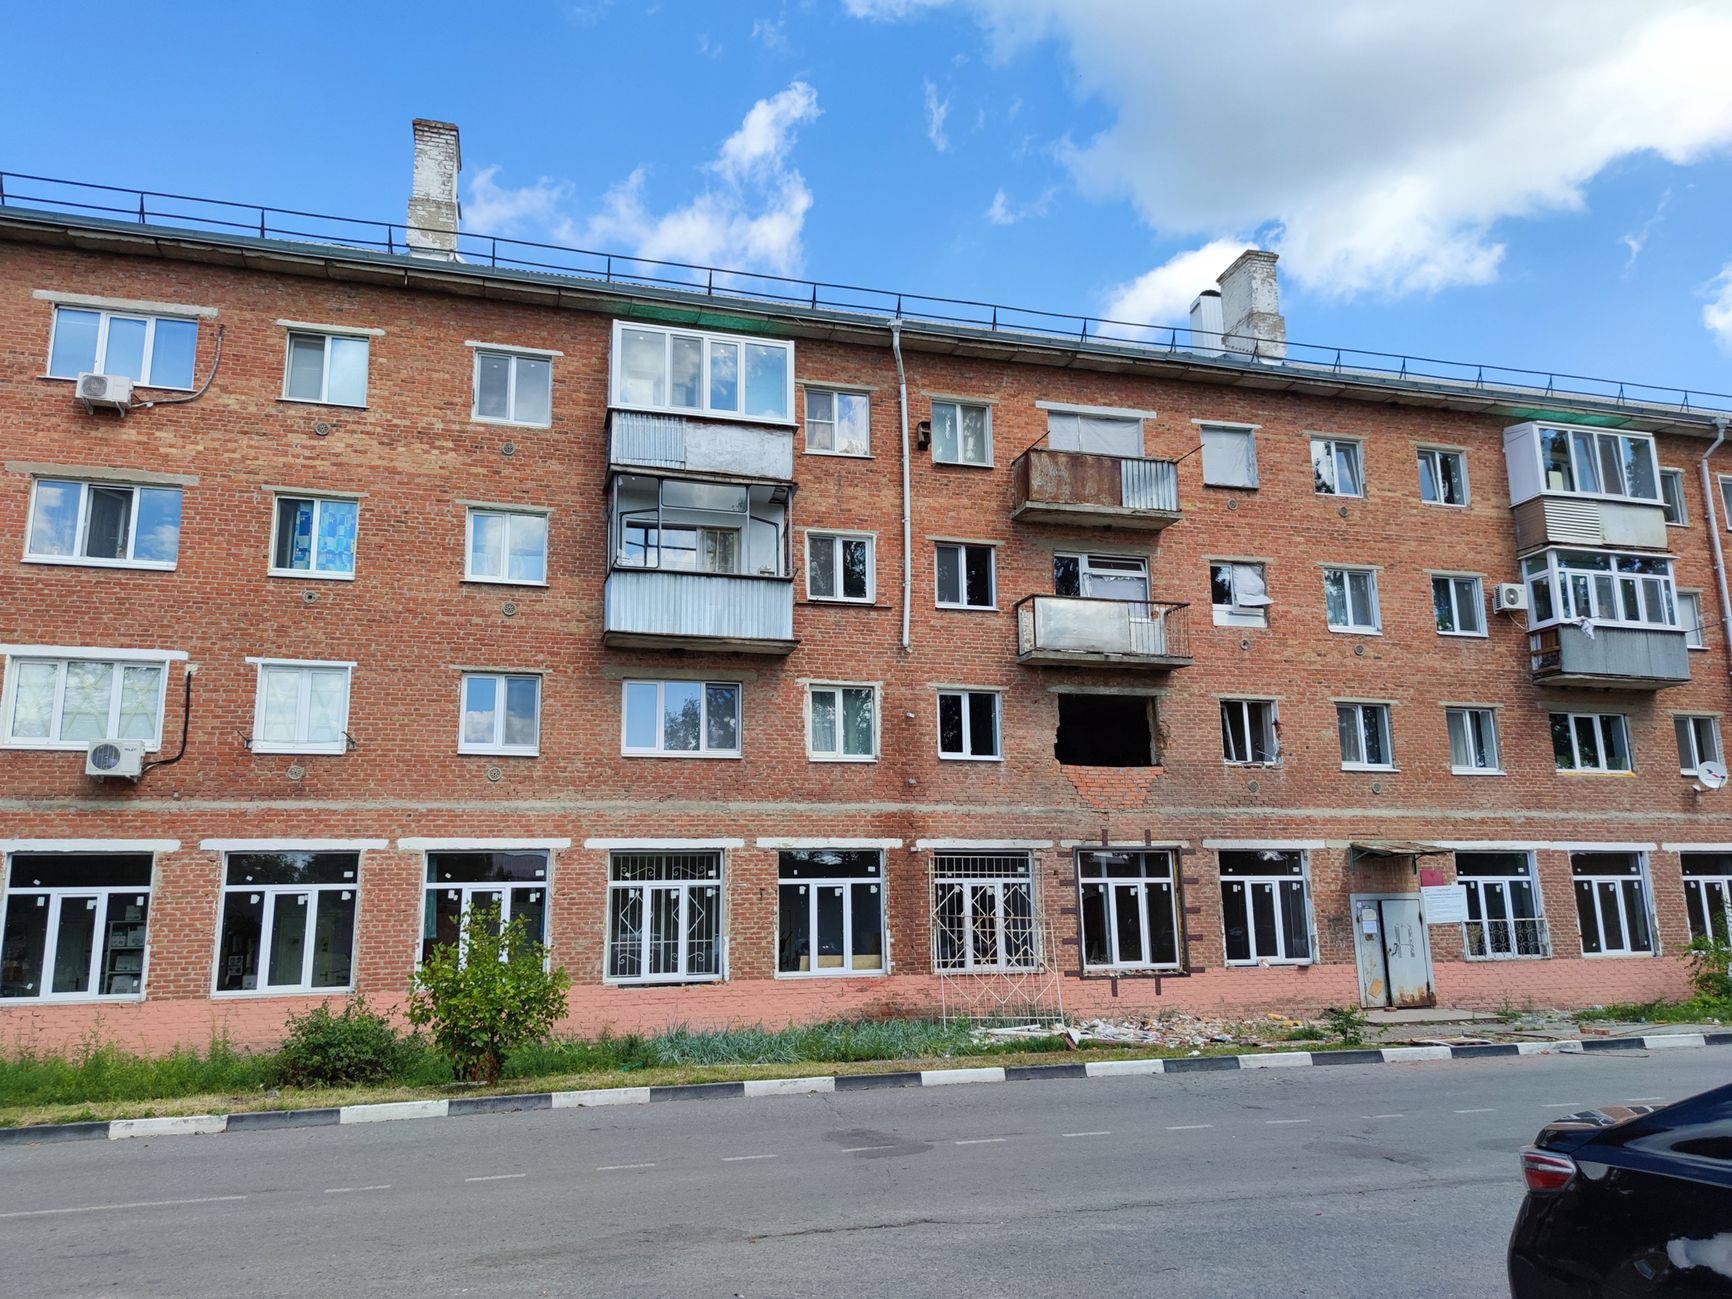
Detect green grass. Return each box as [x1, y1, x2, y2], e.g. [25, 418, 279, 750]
[1575, 995, 1731, 1025]
[0, 1033, 273, 1110]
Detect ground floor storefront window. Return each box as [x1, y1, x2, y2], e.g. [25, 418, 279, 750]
[606, 851, 723, 983]
[932, 851, 1036, 972]
[1456, 851, 1547, 959]
[216, 851, 359, 993]
[1571, 852, 1655, 956]
[1, 852, 153, 1000]
[1682, 852, 1732, 943]
[1219, 850, 1312, 964]
[776, 850, 884, 975]
[422, 849, 549, 963]
[1078, 849, 1180, 971]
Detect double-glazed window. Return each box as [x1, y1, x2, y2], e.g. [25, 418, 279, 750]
[1550, 712, 1632, 773]
[1198, 424, 1258, 488]
[606, 851, 724, 984]
[1323, 567, 1380, 633]
[938, 689, 1000, 760]
[807, 684, 877, 761]
[1456, 852, 1545, 959]
[215, 852, 359, 993]
[805, 389, 870, 456]
[623, 679, 741, 757]
[460, 673, 541, 756]
[472, 349, 552, 426]
[935, 542, 995, 608]
[251, 660, 352, 755]
[271, 496, 358, 579]
[1310, 437, 1363, 496]
[466, 508, 548, 585]
[0, 853, 152, 1000]
[1210, 562, 1270, 627]
[1219, 850, 1311, 964]
[2, 654, 169, 749]
[1571, 852, 1654, 956]
[1336, 702, 1393, 770]
[1680, 592, 1707, 649]
[1221, 699, 1279, 765]
[1053, 553, 1148, 602]
[422, 850, 549, 964]
[26, 480, 182, 569]
[1078, 850, 1179, 971]
[1536, 426, 1659, 501]
[931, 401, 991, 466]
[611, 475, 788, 578]
[1417, 447, 1468, 506]
[1446, 707, 1501, 774]
[613, 322, 791, 422]
[1432, 575, 1485, 636]
[283, 331, 369, 407]
[1660, 468, 1688, 525]
[1521, 550, 1677, 630]
[48, 306, 198, 389]
[932, 851, 1036, 972]
[1682, 853, 1732, 944]
[777, 850, 884, 976]
[807, 532, 873, 602]
[1676, 715, 1723, 776]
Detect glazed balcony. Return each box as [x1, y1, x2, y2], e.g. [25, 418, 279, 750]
[1011, 447, 1181, 530]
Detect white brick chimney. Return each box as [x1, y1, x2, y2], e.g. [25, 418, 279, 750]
[1216, 249, 1285, 361]
[407, 119, 461, 261]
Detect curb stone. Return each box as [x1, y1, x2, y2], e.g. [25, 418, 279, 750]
[0, 1031, 1725, 1149]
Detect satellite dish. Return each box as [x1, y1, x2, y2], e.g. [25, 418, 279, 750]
[1699, 761, 1728, 791]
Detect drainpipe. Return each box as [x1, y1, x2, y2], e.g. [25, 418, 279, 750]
[892, 319, 912, 652]
[1699, 417, 1731, 687]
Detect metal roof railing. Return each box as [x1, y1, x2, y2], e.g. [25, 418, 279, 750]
[4, 169, 1730, 417]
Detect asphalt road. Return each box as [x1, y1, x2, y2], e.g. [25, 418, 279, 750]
[4, 1046, 1729, 1298]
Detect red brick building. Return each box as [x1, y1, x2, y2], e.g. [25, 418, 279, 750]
[2, 124, 1730, 1052]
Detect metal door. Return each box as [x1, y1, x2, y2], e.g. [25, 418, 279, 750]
[1352, 894, 1436, 1009]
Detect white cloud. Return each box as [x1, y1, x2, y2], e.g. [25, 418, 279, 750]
[464, 166, 574, 236]
[1101, 239, 1252, 329]
[857, 2, 1732, 301]
[984, 185, 1056, 226]
[751, 16, 788, 50]
[713, 81, 819, 182]
[1703, 261, 1732, 352]
[1619, 187, 1673, 273]
[923, 79, 951, 152]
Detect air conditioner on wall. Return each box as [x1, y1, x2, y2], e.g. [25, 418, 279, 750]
[76, 372, 134, 414]
[85, 739, 144, 780]
[1494, 583, 1528, 613]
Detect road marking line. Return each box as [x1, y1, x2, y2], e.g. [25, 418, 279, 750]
[1265, 1119, 1310, 1125]
[1454, 1108, 1496, 1114]
[464, 1173, 527, 1182]
[1363, 1114, 1405, 1119]
[1166, 1124, 1213, 1130]
[0, 1194, 248, 1220]
[720, 1154, 778, 1162]
[840, 1144, 898, 1153]
[596, 1163, 657, 1171]
[324, 1185, 392, 1195]
[1062, 1130, 1111, 1137]
[1626, 1096, 1666, 1103]
[953, 1137, 1007, 1145]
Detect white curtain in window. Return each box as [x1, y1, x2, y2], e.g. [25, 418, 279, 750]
[261, 669, 300, 744]
[1232, 563, 1271, 607]
[1047, 412, 1142, 457]
[9, 661, 57, 738]
[1200, 427, 1256, 487]
[58, 662, 113, 740]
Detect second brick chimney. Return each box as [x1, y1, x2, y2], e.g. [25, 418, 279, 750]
[1217, 249, 1286, 361]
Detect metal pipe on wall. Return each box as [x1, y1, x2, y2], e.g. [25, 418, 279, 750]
[892, 319, 912, 652]
[1698, 418, 1731, 694]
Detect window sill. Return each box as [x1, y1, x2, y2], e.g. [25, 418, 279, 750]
[253, 745, 346, 757]
[1314, 492, 1365, 501]
[604, 975, 727, 987]
[1436, 631, 1490, 640]
[1666, 521, 1690, 529]
[1211, 612, 1268, 628]
[621, 751, 743, 760]
[609, 401, 796, 431]
[803, 449, 873, 460]
[1, 993, 146, 1005]
[1223, 761, 1282, 769]
[267, 569, 356, 582]
[808, 754, 878, 764]
[471, 415, 551, 429]
[802, 597, 880, 607]
[1326, 627, 1383, 636]
[276, 397, 368, 410]
[1082, 963, 1184, 975]
[1580, 950, 1658, 960]
[932, 460, 996, 470]
[40, 374, 196, 395]
[935, 604, 1000, 613]
[938, 754, 1004, 763]
[1420, 500, 1470, 509]
[462, 577, 550, 589]
[773, 969, 886, 980]
[212, 986, 355, 1000]
[1556, 770, 1636, 777]
[1202, 482, 1259, 491]
[1688, 645, 1710, 652]
[1451, 768, 1507, 777]
[458, 748, 541, 758]
[22, 556, 178, 573]
[1223, 959, 1314, 969]
[1341, 765, 1398, 774]
[3, 740, 164, 753]
[1462, 954, 1548, 963]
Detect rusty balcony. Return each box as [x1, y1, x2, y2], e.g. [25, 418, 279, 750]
[1529, 624, 1689, 690]
[1015, 596, 1192, 669]
[1011, 447, 1182, 530]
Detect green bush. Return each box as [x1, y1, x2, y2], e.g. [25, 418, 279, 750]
[1320, 1005, 1370, 1046]
[1685, 935, 1732, 1004]
[271, 994, 408, 1088]
[408, 906, 571, 1084]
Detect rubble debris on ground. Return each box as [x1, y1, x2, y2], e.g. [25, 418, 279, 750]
[972, 1011, 1313, 1051]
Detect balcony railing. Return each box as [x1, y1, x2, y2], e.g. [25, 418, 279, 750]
[1529, 624, 1689, 690]
[1015, 596, 1191, 668]
[1462, 917, 1550, 961]
[1011, 448, 1181, 530]
[603, 569, 795, 654]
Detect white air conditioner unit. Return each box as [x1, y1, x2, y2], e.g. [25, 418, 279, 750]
[85, 739, 145, 780]
[76, 372, 134, 413]
[1494, 582, 1528, 613]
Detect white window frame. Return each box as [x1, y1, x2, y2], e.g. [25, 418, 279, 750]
[930, 400, 993, 467]
[247, 658, 354, 756]
[604, 850, 726, 985]
[1209, 561, 1270, 627]
[458, 672, 542, 757]
[23, 478, 182, 571]
[1431, 573, 1487, 638]
[934, 541, 997, 610]
[1323, 566, 1381, 634]
[1571, 852, 1657, 957]
[211, 851, 361, 996]
[803, 387, 871, 457]
[1077, 849, 1182, 972]
[1456, 851, 1547, 961]
[1659, 467, 1688, 526]
[268, 494, 359, 581]
[806, 683, 879, 762]
[1197, 422, 1259, 489]
[775, 850, 886, 978]
[1221, 698, 1279, 766]
[1416, 446, 1469, 507]
[1310, 436, 1364, 497]
[469, 346, 555, 427]
[620, 679, 742, 758]
[0, 853, 155, 1003]
[805, 530, 875, 603]
[1676, 714, 1723, 777]
[931, 851, 1038, 973]
[1521, 549, 1678, 631]
[280, 330, 370, 408]
[46, 305, 198, 391]
[1336, 701, 1395, 771]
[609, 320, 794, 424]
[1551, 712, 1633, 774]
[1219, 851, 1314, 966]
[1680, 590, 1708, 650]
[421, 848, 551, 967]
[1446, 706, 1502, 775]
[1682, 855, 1732, 944]
[0, 651, 175, 751]
[463, 507, 550, 586]
[937, 688, 1002, 761]
[1530, 424, 1661, 503]
[1054, 552, 1150, 602]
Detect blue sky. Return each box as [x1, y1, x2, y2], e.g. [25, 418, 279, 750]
[5, 1, 1732, 396]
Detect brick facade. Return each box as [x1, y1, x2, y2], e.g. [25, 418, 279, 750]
[0, 218, 1725, 1053]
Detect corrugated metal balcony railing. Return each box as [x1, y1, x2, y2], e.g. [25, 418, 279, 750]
[1011, 448, 1181, 530]
[1529, 624, 1689, 690]
[603, 569, 796, 654]
[1015, 596, 1192, 668]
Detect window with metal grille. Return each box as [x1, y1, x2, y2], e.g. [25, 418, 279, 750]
[1455, 852, 1546, 960]
[606, 852, 724, 984]
[1078, 850, 1180, 971]
[931, 852, 1037, 972]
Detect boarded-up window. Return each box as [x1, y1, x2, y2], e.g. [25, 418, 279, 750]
[1199, 424, 1257, 488]
[1046, 411, 1143, 458]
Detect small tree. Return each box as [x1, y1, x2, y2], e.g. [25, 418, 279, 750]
[407, 905, 571, 1084]
[1685, 934, 1732, 1005]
